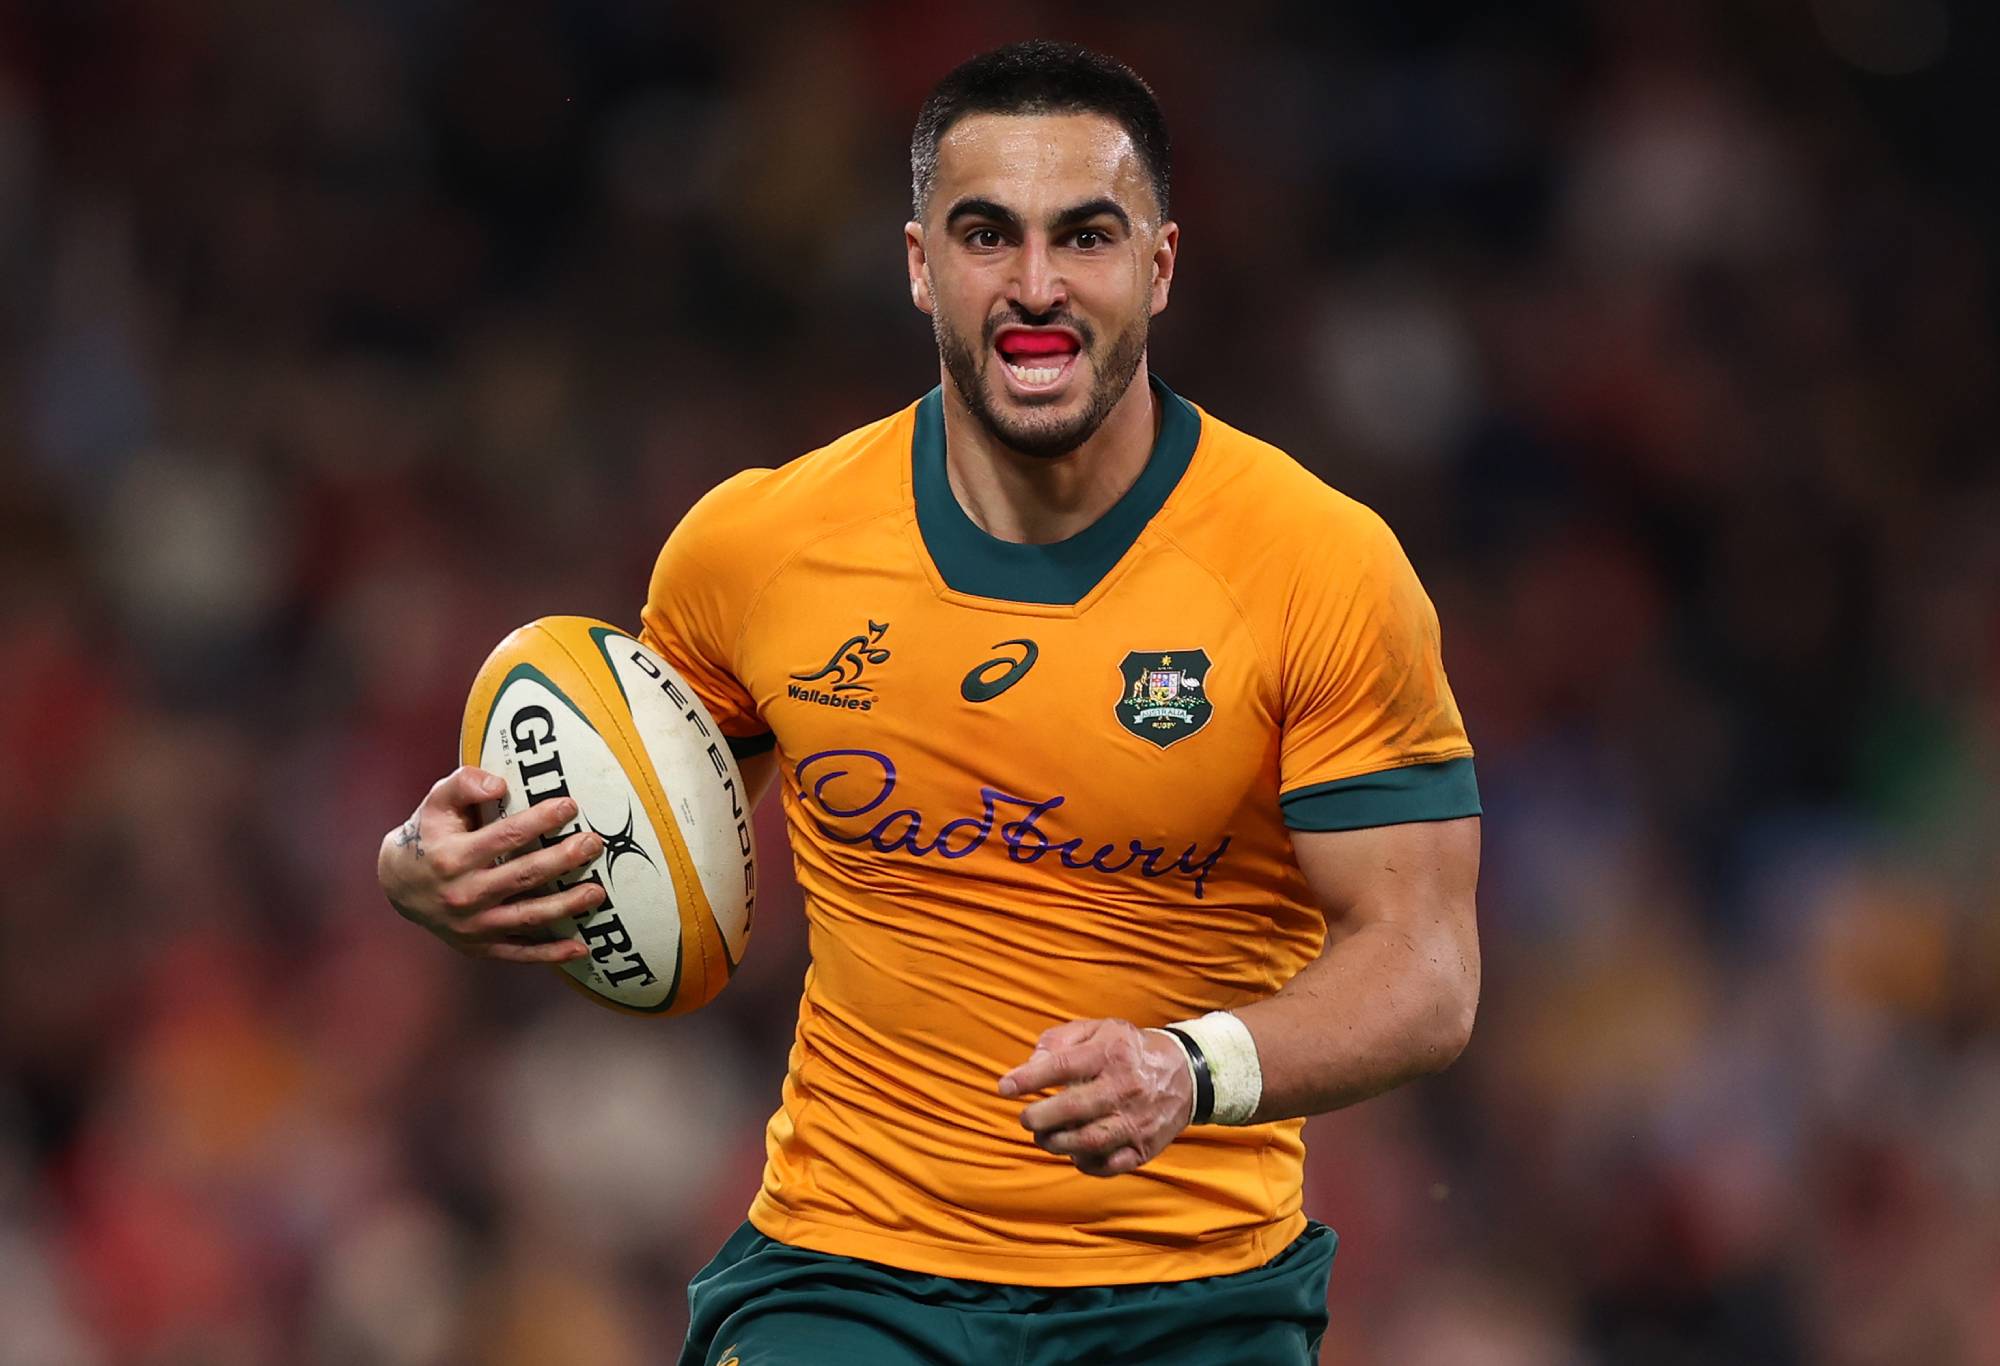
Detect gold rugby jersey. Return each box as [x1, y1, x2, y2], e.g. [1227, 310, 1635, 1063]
[639, 377, 1477, 1285]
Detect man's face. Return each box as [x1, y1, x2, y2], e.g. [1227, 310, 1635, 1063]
[907, 113, 1177, 459]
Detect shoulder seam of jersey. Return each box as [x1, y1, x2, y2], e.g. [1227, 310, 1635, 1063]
[730, 503, 909, 670]
[1152, 423, 1394, 712]
[1198, 434, 1391, 541]
[696, 412, 920, 680]
[1147, 522, 1282, 698]
[671, 414, 915, 689]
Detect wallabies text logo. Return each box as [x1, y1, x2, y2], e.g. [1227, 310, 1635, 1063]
[789, 621, 890, 712]
[1116, 649, 1214, 748]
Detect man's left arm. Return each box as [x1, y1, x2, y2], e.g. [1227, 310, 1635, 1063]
[1005, 503, 1480, 1172]
[1002, 814, 1480, 1174]
[1235, 814, 1479, 1121]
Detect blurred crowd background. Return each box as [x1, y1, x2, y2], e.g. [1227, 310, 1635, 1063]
[2, 1, 1996, 1362]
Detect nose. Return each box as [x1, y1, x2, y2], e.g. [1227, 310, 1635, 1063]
[1009, 236, 1066, 317]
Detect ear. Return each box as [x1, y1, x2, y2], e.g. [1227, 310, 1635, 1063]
[1149, 220, 1179, 317]
[905, 220, 934, 315]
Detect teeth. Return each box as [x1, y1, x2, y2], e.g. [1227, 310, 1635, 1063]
[1006, 362, 1063, 384]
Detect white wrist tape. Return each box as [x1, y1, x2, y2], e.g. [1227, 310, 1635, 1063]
[1170, 1010, 1264, 1125]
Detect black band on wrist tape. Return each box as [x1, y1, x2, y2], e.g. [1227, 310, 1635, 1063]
[1162, 1026, 1214, 1126]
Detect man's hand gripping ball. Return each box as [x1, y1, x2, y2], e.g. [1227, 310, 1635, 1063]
[999, 1018, 1194, 1178]
[377, 766, 605, 963]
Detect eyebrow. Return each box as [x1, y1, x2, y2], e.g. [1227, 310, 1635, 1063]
[942, 196, 1133, 234]
[944, 197, 1022, 233]
[1050, 198, 1131, 233]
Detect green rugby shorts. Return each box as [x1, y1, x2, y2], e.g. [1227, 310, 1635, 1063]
[679, 1220, 1336, 1366]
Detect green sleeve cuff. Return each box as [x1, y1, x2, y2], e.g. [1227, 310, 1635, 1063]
[726, 730, 776, 761]
[1280, 756, 1481, 832]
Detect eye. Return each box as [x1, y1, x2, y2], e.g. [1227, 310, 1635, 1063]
[966, 227, 1004, 250]
[1074, 229, 1107, 250]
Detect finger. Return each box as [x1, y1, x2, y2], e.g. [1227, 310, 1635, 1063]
[454, 829, 602, 908]
[427, 766, 510, 828]
[456, 796, 583, 870]
[1036, 1114, 1134, 1158]
[461, 878, 607, 939]
[1021, 1080, 1116, 1135]
[999, 1039, 1108, 1098]
[484, 936, 589, 965]
[1036, 1018, 1108, 1053]
[1074, 1146, 1143, 1179]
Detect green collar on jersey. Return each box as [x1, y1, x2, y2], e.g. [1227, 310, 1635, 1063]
[911, 374, 1201, 606]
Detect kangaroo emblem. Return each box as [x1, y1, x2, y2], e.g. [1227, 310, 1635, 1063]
[789, 621, 891, 694]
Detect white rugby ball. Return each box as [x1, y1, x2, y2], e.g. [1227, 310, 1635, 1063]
[459, 616, 755, 1014]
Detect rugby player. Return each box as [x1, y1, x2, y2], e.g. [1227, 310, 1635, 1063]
[379, 40, 1482, 1366]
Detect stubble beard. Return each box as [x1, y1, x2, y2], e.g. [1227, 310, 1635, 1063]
[935, 306, 1150, 461]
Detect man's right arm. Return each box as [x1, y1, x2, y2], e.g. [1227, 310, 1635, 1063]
[381, 671, 777, 968]
[386, 472, 777, 964]
[378, 746, 776, 964]
[377, 766, 607, 963]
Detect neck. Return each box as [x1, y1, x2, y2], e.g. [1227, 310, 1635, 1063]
[939, 361, 1159, 545]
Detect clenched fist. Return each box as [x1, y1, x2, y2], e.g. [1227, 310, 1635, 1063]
[999, 1018, 1194, 1178]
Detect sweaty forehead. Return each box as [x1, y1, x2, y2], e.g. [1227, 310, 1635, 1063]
[930, 112, 1156, 224]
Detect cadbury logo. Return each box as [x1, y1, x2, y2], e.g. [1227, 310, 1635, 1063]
[794, 747, 1230, 899]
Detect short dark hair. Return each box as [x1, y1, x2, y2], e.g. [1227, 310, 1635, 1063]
[910, 40, 1171, 220]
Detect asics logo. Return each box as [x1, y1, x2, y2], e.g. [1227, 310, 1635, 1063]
[960, 639, 1039, 703]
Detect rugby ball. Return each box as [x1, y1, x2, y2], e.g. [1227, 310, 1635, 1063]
[459, 616, 755, 1014]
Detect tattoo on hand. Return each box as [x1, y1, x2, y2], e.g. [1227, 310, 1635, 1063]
[395, 818, 426, 859]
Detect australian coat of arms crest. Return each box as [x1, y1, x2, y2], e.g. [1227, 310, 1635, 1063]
[1115, 649, 1214, 748]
